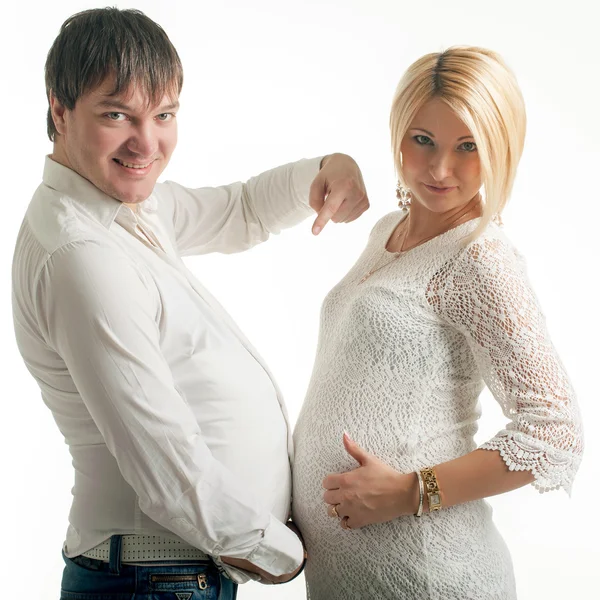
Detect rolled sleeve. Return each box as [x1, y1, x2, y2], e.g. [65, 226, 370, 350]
[215, 515, 304, 583]
[244, 514, 304, 574]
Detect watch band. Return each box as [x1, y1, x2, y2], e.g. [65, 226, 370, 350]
[420, 466, 442, 511]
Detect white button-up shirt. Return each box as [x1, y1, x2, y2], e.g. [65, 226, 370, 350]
[12, 156, 320, 580]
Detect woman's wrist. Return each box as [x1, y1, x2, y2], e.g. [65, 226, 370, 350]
[393, 471, 425, 518]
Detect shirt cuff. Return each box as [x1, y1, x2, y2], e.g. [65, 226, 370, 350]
[215, 514, 304, 583]
[290, 156, 323, 209]
[212, 559, 262, 584]
[262, 155, 322, 234]
[246, 514, 304, 576]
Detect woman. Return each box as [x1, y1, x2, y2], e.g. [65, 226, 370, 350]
[292, 46, 583, 600]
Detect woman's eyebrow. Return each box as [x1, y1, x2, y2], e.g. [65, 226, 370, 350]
[410, 127, 474, 141]
[410, 127, 435, 137]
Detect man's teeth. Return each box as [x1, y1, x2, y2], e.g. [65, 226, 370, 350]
[116, 159, 151, 169]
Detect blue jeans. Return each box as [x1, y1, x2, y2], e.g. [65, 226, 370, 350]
[60, 535, 238, 600]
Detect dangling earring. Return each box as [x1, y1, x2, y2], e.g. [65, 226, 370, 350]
[395, 182, 412, 208]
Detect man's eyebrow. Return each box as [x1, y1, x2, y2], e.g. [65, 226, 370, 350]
[410, 127, 474, 141]
[95, 99, 131, 111]
[95, 99, 180, 112]
[156, 102, 180, 112]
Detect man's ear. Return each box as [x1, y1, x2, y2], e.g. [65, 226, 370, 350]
[49, 91, 68, 136]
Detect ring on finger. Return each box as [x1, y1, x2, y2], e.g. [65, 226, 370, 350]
[341, 516, 352, 530]
[328, 504, 340, 518]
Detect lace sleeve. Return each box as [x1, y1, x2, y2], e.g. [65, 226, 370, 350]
[426, 234, 583, 494]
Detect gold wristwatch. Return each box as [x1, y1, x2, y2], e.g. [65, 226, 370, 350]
[420, 467, 442, 511]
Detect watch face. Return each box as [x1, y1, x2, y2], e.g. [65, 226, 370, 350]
[430, 493, 440, 506]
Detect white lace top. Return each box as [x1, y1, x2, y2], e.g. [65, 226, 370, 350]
[292, 210, 583, 600]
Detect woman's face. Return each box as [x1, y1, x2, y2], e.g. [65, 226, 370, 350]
[400, 98, 482, 214]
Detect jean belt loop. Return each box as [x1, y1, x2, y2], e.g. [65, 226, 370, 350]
[109, 535, 123, 575]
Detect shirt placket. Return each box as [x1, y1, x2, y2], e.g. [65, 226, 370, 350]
[134, 221, 164, 251]
[116, 205, 296, 459]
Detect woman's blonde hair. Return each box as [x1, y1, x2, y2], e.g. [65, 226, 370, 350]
[390, 46, 526, 240]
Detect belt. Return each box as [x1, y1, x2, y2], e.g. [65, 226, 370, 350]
[81, 534, 211, 563]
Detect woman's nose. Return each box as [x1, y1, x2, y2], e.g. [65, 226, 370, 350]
[428, 151, 454, 182]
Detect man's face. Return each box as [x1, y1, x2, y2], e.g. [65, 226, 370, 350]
[51, 78, 179, 205]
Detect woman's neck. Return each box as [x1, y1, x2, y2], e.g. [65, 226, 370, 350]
[388, 195, 482, 253]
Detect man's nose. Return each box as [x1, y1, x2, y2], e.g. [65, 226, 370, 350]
[126, 123, 158, 158]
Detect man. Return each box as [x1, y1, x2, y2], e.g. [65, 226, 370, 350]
[11, 7, 369, 599]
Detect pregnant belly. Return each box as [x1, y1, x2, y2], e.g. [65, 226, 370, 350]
[293, 394, 420, 504]
[292, 399, 480, 552]
[292, 405, 395, 550]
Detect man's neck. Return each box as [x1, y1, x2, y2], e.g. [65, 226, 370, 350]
[122, 202, 139, 213]
[50, 146, 72, 172]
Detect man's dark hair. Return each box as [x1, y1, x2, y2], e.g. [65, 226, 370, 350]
[45, 8, 184, 141]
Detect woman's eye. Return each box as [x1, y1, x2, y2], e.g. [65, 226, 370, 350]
[414, 135, 433, 145]
[459, 141, 477, 152]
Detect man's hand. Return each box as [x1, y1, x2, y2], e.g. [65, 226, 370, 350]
[322, 433, 420, 529]
[309, 153, 369, 235]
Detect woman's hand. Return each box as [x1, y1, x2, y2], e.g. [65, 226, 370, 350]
[322, 433, 420, 529]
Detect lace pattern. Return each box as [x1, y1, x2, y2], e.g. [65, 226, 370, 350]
[292, 211, 583, 600]
[426, 236, 583, 493]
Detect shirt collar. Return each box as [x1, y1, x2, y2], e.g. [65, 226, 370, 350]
[42, 156, 158, 228]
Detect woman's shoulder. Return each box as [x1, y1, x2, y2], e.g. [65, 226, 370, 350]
[428, 222, 529, 301]
[455, 221, 527, 275]
[427, 222, 536, 320]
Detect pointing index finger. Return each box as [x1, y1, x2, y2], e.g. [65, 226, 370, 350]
[312, 187, 346, 235]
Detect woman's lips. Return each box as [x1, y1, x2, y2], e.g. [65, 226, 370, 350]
[423, 183, 457, 194]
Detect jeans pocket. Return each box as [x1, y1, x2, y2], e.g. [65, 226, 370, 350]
[218, 575, 237, 600]
[60, 582, 134, 600]
[60, 592, 133, 600]
[69, 555, 107, 572]
[61, 555, 133, 600]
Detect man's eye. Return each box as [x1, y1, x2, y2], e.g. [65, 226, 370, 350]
[156, 113, 174, 121]
[459, 141, 477, 152]
[414, 135, 433, 145]
[106, 112, 126, 121]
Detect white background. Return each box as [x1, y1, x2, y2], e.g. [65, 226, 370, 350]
[1, 0, 598, 598]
